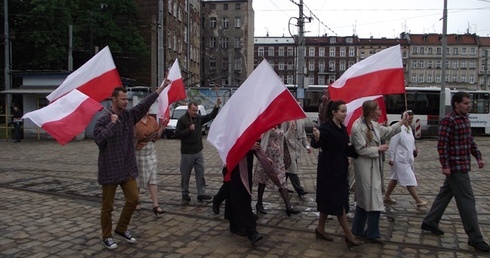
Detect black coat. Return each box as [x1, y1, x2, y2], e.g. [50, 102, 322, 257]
[311, 120, 353, 215]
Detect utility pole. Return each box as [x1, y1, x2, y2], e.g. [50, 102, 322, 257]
[157, 0, 165, 89]
[68, 25, 73, 71]
[484, 49, 488, 90]
[439, 0, 448, 119]
[4, 0, 11, 120]
[295, 0, 306, 106]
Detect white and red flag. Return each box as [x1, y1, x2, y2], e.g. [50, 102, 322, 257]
[329, 44, 405, 103]
[157, 59, 186, 126]
[328, 44, 404, 133]
[47, 46, 121, 103]
[207, 60, 306, 181]
[23, 90, 103, 145]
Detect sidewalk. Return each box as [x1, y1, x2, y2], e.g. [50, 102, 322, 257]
[1, 137, 490, 257]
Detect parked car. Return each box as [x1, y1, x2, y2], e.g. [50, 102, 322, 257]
[165, 105, 210, 138]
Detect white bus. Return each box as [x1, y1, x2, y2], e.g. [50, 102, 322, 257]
[385, 87, 490, 136]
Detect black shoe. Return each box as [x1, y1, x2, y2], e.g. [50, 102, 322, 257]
[197, 195, 212, 201]
[421, 222, 444, 235]
[212, 197, 220, 214]
[468, 241, 490, 252]
[287, 189, 294, 193]
[298, 191, 309, 196]
[285, 206, 300, 217]
[182, 195, 191, 202]
[366, 238, 385, 245]
[230, 227, 247, 236]
[248, 232, 264, 244]
[256, 203, 267, 214]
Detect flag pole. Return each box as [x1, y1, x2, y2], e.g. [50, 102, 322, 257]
[103, 106, 120, 122]
[405, 92, 408, 111]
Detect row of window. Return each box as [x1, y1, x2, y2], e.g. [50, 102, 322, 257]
[257, 46, 357, 57]
[410, 74, 477, 84]
[411, 59, 478, 69]
[209, 58, 243, 71]
[209, 37, 241, 49]
[277, 75, 337, 85]
[209, 17, 241, 29]
[412, 46, 477, 55]
[208, 3, 241, 10]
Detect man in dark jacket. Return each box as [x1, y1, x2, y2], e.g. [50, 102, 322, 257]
[94, 80, 169, 250]
[175, 99, 221, 202]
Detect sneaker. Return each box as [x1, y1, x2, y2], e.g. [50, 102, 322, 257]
[102, 238, 118, 249]
[383, 196, 397, 205]
[114, 230, 137, 244]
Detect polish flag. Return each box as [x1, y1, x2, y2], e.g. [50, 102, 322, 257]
[344, 95, 387, 134]
[329, 44, 405, 103]
[207, 60, 306, 181]
[47, 46, 121, 103]
[157, 59, 186, 126]
[23, 90, 103, 145]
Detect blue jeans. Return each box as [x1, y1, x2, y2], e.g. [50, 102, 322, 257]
[351, 205, 381, 240]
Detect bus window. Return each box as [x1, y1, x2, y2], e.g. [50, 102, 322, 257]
[469, 93, 489, 114]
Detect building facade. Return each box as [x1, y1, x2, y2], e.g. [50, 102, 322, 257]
[200, 0, 254, 88]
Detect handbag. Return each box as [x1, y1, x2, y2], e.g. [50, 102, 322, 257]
[283, 142, 292, 170]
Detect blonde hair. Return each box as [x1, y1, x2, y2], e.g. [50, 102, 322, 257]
[362, 100, 378, 142]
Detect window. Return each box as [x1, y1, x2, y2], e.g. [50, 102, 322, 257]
[349, 47, 355, 57]
[452, 61, 458, 69]
[403, 51, 407, 58]
[234, 58, 241, 71]
[469, 60, 476, 68]
[461, 75, 466, 83]
[309, 76, 314, 85]
[445, 74, 449, 82]
[222, 58, 228, 71]
[329, 47, 335, 57]
[234, 17, 241, 28]
[168, 0, 172, 14]
[184, 26, 188, 43]
[340, 61, 346, 71]
[330, 37, 336, 43]
[346, 37, 353, 43]
[221, 37, 228, 48]
[348, 61, 354, 68]
[428, 47, 433, 55]
[210, 58, 216, 70]
[279, 75, 285, 83]
[469, 75, 475, 84]
[453, 47, 458, 55]
[427, 60, 433, 68]
[287, 47, 294, 56]
[269, 61, 274, 68]
[287, 61, 294, 70]
[461, 60, 467, 69]
[223, 3, 228, 10]
[279, 61, 285, 70]
[340, 47, 346, 57]
[258, 47, 264, 56]
[427, 74, 433, 83]
[235, 3, 241, 9]
[411, 60, 417, 68]
[445, 60, 450, 68]
[435, 75, 441, 83]
[268, 47, 274, 56]
[210, 37, 216, 48]
[287, 75, 294, 84]
[360, 51, 365, 58]
[418, 75, 424, 83]
[278, 47, 284, 56]
[470, 47, 476, 55]
[309, 47, 315, 57]
[436, 60, 441, 68]
[411, 74, 417, 83]
[318, 75, 325, 85]
[210, 17, 217, 28]
[329, 61, 335, 71]
[461, 47, 467, 55]
[319, 61, 325, 72]
[234, 37, 241, 48]
[308, 61, 315, 71]
[437, 47, 442, 55]
[419, 60, 425, 69]
[452, 75, 458, 82]
[412, 48, 418, 54]
[319, 47, 325, 57]
[222, 17, 229, 28]
[419, 47, 425, 54]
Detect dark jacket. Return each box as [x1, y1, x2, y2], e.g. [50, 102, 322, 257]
[175, 106, 219, 154]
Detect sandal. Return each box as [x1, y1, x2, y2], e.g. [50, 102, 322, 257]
[135, 202, 141, 211]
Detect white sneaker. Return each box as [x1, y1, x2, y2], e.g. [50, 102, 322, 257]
[115, 230, 137, 244]
[102, 238, 118, 249]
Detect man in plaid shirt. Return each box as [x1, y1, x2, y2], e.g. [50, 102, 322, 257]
[421, 91, 489, 253]
[94, 80, 169, 250]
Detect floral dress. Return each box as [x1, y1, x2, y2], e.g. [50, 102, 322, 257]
[253, 127, 287, 189]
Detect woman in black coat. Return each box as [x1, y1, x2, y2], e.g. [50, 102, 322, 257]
[311, 100, 363, 248]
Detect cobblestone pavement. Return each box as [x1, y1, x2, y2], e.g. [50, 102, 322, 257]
[1, 136, 490, 257]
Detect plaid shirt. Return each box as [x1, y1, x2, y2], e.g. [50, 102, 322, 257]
[94, 92, 158, 185]
[437, 110, 482, 173]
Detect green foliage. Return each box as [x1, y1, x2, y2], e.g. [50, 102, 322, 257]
[8, 0, 149, 71]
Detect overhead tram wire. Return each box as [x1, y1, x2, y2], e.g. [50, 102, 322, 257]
[302, 2, 337, 36]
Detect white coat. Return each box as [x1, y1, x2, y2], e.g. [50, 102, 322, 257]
[283, 119, 310, 174]
[351, 117, 401, 212]
[387, 125, 417, 186]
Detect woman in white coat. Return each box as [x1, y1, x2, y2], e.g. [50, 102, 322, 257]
[350, 100, 408, 244]
[384, 111, 427, 207]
